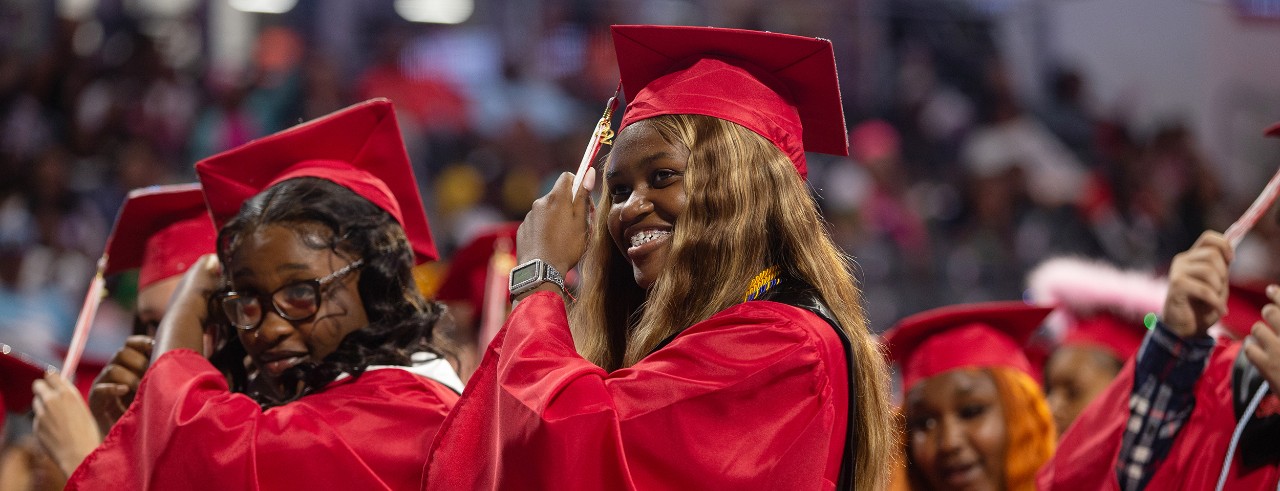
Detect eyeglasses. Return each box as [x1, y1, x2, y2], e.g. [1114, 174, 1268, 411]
[220, 259, 364, 331]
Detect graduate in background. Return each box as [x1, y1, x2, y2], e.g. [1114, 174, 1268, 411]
[885, 302, 1057, 491]
[30, 183, 217, 479]
[1026, 257, 1166, 435]
[425, 25, 894, 490]
[1039, 232, 1280, 490]
[1038, 125, 1280, 491]
[431, 222, 518, 382]
[66, 99, 460, 490]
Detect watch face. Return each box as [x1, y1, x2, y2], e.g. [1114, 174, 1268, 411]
[511, 262, 539, 286]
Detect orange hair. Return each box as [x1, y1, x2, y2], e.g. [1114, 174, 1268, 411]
[988, 367, 1056, 491]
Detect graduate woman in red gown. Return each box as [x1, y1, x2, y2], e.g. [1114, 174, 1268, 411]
[1038, 125, 1280, 491]
[31, 183, 217, 479]
[64, 99, 459, 490]
[424, 25, 894, 490]
[1026, 257, 1165, 435]
[884, 302, 1057, 491]
[1039, 232, 1280, 490]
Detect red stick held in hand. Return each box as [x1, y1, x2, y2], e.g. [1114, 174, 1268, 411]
[1224, 166, 1280, 249]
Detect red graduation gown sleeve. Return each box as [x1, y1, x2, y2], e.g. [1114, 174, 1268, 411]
[65, 349, 457, 491]
[1039, 341, 1280, 490]
[423, 291, 849, 490]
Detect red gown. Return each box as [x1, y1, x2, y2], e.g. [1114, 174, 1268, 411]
[66, 349, 457, 490]
[1038, 340, 1280, 490]
[423, 291, 849, 490]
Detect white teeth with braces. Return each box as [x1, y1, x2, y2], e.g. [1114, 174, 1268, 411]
[630, 230, 671, 248]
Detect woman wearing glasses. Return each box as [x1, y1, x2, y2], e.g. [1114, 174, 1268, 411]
[64, 100, 460, 490]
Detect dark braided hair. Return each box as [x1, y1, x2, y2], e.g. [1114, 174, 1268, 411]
[210, 177, 444, 408]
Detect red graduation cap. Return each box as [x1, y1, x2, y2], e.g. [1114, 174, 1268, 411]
[885, 302, 1054, 392]
[103, 183, 217, 289]
[611, 25, 848, 178]
[435, 223, 520, 309]
[1060, 313, 1145, 362]
[0, 344, 55, 414]
[195, 98, 437, 264]
[1024, 257, 1164, 362]
[849, 119, 901, 164]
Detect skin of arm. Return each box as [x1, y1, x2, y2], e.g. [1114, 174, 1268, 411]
[152, 255, 221, 361]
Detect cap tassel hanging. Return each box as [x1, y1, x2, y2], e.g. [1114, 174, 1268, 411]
[571, 82, 622, 199]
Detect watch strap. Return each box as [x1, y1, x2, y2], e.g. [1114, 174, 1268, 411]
[509, 259, 567, 297]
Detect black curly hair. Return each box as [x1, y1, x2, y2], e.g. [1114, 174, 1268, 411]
[209, 177, 444, 408]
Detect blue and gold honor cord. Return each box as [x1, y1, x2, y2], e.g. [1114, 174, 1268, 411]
[743, 265, 782, 302]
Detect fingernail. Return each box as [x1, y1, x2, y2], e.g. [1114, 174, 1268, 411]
[1269, 284, 1278, 298]
[583, 167, 597, 193]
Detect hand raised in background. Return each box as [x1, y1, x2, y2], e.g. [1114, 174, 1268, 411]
[1163, 231, 1233, 339]
[32, 373, 101, 480]
[87, 335, 152, 433]
[1246, 284, 1280, 391]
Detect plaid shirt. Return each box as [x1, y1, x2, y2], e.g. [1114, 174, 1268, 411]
[1116, 320, 1215, 491]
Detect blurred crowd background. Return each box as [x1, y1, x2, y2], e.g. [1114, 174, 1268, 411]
[2, 0, 1280, 367]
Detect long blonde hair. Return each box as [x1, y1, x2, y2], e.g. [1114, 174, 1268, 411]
[570, 114, 894, 489]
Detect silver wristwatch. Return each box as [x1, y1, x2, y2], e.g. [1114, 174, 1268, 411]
[509, 259, 566, 296]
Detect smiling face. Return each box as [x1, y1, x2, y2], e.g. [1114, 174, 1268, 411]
[605, 120, 690, 290]
[227, 223, 368, 391]
[906, 369, 1008, 491]
[1044, 345, 1121, 435]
